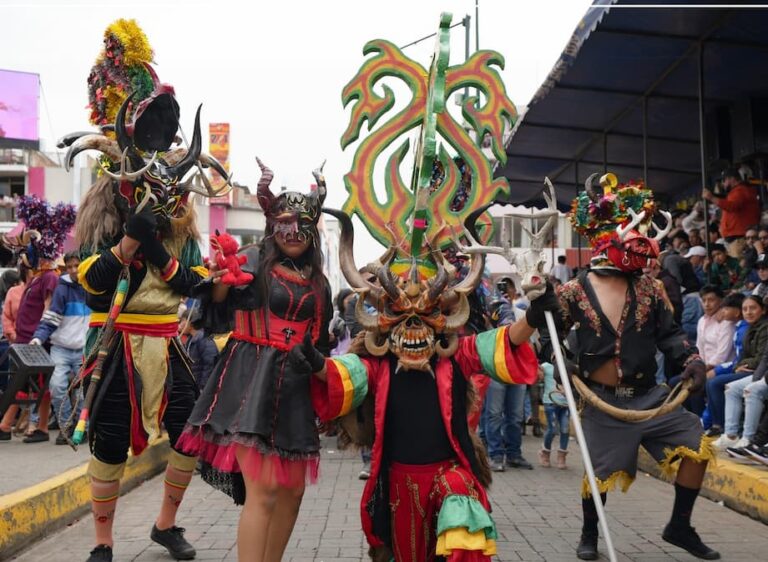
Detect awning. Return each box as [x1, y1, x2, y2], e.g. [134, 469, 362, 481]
[497, 0, 768, 209]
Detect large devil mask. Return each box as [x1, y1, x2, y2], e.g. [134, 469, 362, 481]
[63, 92, 230, 230]
[324, 208, 484, 374]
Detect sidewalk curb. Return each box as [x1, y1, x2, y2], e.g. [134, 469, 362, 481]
[0, 437, 170, 560]
[537, 407, 768, 523]
[637, 448, 768, 523]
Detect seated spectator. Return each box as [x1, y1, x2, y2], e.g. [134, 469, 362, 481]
[685, 246, 707, 286]
[743, 226, 761, 270]
[688, 228, 704, 248]
[706, 243, 742, 291]
[753, 254, 768, 299]
[706, 295, 768, 439]
[697, 286, 735, 365]
[670, 231, 691, 255]
[731, 400, 768, 464]
[708, 221, 723, 247]
[721, 351, 768, 452]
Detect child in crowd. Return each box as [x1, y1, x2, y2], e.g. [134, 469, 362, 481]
[538, 362, 570, 469]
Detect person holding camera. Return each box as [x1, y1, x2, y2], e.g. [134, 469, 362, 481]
[702, 167, 760, 259]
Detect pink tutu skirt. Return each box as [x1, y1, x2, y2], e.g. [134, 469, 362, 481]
[177, 427, 319, 491]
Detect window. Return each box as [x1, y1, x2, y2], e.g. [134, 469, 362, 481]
[0, 175, 25, 222]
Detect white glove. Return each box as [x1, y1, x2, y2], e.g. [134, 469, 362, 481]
[29, 338, 42, 346]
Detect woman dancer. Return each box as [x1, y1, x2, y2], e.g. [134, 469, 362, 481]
[178, 160, 358, 562]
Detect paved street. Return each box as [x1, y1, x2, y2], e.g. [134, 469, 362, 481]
[11, 436, 768, 562]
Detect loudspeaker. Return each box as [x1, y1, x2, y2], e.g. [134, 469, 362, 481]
[0, 344, 55, 416]
[731, 98, 768, 162]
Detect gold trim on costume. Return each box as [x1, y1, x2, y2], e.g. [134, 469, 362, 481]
[78, 254, 107, 295]
[581, 470, 635, 498]
[659, 436, 716, 478]
[89, 312, 180, 325]
[168, 449, 198, 472]
[88, 457, 127, 481]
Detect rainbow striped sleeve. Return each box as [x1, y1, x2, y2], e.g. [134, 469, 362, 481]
[472, 327, 537, 385]
[310, 354, 368, 421]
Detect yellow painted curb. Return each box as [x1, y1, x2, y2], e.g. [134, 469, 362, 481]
[0, 436, 170, 559]
[536, 406, 768, 523]
[638, 448, 768, 523]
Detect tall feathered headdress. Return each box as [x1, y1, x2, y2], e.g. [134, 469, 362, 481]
[15, 195, 77, 267]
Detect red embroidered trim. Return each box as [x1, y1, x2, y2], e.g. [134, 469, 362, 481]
[161, 258, 179, 281]
[272, 265, 311, 286]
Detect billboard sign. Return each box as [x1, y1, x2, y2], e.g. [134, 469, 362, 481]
[0, 69, 39, 149]
[208, 123, 231, 205]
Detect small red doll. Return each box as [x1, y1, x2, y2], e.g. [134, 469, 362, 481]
[210, 230, 253, 286]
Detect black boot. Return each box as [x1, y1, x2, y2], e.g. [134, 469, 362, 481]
[577, 533, 598, 560]
[532, 420, 543, 438]
[86, 545, 112, 562]
[662, 522, 720, 560]
[151, 524, 196, 560]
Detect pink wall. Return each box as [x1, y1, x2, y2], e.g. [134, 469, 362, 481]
[27, 167, 45, 198]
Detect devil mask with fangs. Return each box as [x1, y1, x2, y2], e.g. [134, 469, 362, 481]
[256, 157, 327, 247]
[62, 91, 230, 233]
[570, 173, 672, 274]
[323, 208, 485, 374]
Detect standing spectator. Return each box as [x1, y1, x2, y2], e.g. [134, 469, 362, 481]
[180, 305, 218, 392]
[485, 277, 533, 471]
[0, 259, 59, 443]
[702, 167, 761, 259]
[329, 289, 354, 356]
[538, 362, 569, 469]
[550, 255, 571, 285]
[0, 269, 22, 393]
[753, 255, 768, 299]
[685, 246, 708, 286]
[1, 264, 29, 345]
[29, 252, 90, 445]
[706, 243, 742, 291]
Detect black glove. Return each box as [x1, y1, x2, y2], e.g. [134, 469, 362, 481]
[681, 359, 706, 393]
[141, 236, 172, 269]
[125, 210, 157, 245]
[288, 332, 326, 374]
[525, 282, 561, 331]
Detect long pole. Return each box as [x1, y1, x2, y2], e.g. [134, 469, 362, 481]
[545, 311, 618, 562]
[697, 41, 711, 283]
[464, 15, 471, 103]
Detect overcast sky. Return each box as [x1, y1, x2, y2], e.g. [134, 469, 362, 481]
[1, 0, 594, 257]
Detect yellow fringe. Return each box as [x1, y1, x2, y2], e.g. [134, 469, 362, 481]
[658, 435, 717, 478]
[105, 19, 154, 66]
[581, 470, 635, 498]
[435, 528, 497, 556]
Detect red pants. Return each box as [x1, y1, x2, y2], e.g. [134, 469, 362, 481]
[388, 460, 491, 562]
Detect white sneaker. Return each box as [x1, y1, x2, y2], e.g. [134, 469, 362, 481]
[735, 437, 751, 448]
[713, 434, 739, 450]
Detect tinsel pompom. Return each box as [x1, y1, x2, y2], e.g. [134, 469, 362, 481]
[16, 196, 77, 260]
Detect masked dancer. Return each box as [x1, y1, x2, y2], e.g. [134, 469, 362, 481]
[554, 174, 718, 560]
[177, 159, 341, 562]
[63, 20, 230, 562]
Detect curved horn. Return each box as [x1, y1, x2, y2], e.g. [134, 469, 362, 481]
[115, 93, 134, 153]
[426, 250, 449, 304]
[322, 207, 382, 297]
[449, 204, 488, 294]
[376, 252, 400, 302]
[57, 131, 95, 149]
[435, 334, 459, 358]
[312, 160, 327, 207]
[444, 293, 470, 332]
[355, 291, 380, 331]
[21, 229, 41, 245]
[65, 134, 122, 171]
[364, 331, 390, 357]
[651, 210, 672, 242]
[166, 104, 203, 180]
[255, 156, 277, 213]
[584, 173, 601, 203]
[100, 148, 158, 181]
